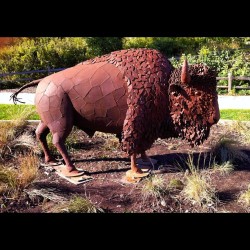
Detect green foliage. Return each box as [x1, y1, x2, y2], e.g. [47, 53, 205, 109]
[123, 37, 244, 57]
[0, 37, 249, 94]
[123, 37, 206, 57]
[0, 37, 88, 85]
[123, 37, 155, 49]
[169, 45, 250, 94]
[85, 37, 123, 57]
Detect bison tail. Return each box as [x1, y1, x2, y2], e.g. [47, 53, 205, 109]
[9, 78, 42, 104]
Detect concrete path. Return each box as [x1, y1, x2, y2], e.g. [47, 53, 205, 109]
[1, 92, 250, 109]
[218, 96, 250, 109]
[0, 92, 35, 105]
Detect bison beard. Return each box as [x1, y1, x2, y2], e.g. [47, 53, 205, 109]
[169, 64, 217, 146]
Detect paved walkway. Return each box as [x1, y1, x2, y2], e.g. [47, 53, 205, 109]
[218, 96, 250, 109]
[1, 92, 250, 109]
[0, 92, 35, 105]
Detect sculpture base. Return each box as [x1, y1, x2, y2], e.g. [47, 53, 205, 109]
[53, 165, 93, 185]
[125, 170, 149, 183]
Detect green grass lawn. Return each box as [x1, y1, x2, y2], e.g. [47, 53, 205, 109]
[0, 104, 249, 121]
[220, 109, 250, 121]
[0, 104, 39, 120]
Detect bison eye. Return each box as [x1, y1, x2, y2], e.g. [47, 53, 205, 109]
[195, 91, 201, 96]
[170, 84, 182, 93]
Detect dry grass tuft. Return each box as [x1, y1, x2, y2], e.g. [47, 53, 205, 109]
[176, 153, 218, 207]
[48, 196, 105, 213]
[102, 137, 120, 151]
[0, 107, 36, 159]
[141, 174, 168, 200]
[18, 153, 39, 189]
[238, 184, 250, 208]
[182, 171, 217, 207]
[211, 136, 250, 165]
[0, 165, 18, 195]
[228, 121, 250, 145]
[67, 196, 104, 213]
[0, 153, 39, 197]
[168, 178, 184, 190]
[0, 122, 16, 158]
[213, 161, 234, 175]
[13, 132, 40, 154]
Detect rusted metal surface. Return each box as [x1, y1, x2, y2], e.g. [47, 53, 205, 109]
[11, 48, 220, 174]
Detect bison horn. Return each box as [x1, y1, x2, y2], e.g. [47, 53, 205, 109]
[181, 59, 191, 84]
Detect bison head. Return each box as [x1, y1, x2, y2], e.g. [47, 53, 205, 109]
[168, 60, 220, 146]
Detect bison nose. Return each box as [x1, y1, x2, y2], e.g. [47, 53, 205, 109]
[209, 108, 220, 125]
[214, 107, 220, 124]
[211, 98, 220, 125]
[213, 116, 219, 124]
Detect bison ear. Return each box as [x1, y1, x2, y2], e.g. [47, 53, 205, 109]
[181, 59, 191, 84]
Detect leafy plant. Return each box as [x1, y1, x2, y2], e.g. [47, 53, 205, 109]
[85, 37, 123, 57]
[0, 37, 88, 87]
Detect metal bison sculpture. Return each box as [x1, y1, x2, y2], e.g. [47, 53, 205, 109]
[11, 48, 220, 179]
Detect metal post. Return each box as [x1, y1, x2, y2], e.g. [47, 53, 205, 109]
[228, 72, 232, 93]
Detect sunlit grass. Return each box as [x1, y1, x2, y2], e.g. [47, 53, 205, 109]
[0, 153, 39, 197]
[141, 174, 168, 200]
[238, 184, 250, 208]
[176, 153, 218, 207]
[18, 153, 39, 189]
[47, 196, 104, 213]
[213, 161, 234, 175]
[0, 107, 37, 158]
[227, 121, 250, 145]
[0, 104, 39, 120]
[168, 178, 184, 190]
[220, 109, 250, 121]
[182, 171, 217, 207]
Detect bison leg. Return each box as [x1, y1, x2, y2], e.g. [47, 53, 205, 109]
[36, 121, 57, 164]
[140, 151, 149, 161]
[48, 119, 85, 176]
[43, 95, 85, 176]
[131, 153, 144, 174]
